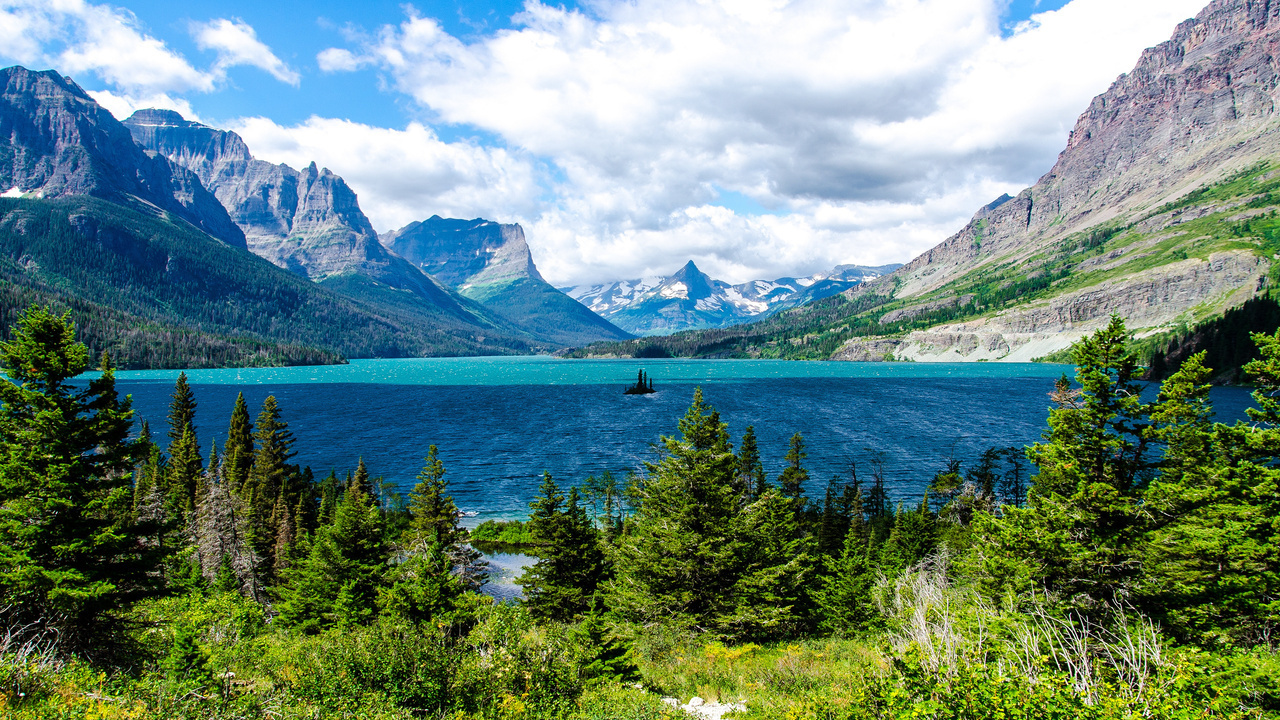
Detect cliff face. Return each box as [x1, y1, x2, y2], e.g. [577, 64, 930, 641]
[845, 0, 1280, 361]
[383, 216, 543, 288]
[122, 109, 480, 318]
[383, 216, 630, 345]
[0, 68, 245, 248]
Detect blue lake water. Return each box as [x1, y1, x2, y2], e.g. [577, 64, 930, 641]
[107, 357, 1258, 523]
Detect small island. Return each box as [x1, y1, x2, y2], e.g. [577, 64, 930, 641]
[624, 369, 656, 394]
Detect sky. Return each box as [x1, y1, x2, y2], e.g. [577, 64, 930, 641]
[0, 0, 1209, 286]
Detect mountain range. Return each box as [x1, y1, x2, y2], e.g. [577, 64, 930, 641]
[562, 261, 898, 335]
[570, 0, 1280, 363]
[0, 68, 628, 366]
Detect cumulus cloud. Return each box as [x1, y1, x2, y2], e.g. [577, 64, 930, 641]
[0, 1, 299, 95]
[227, 116, 543, 234]
[88, 89, 200, 122]
[192, 18, 300, 86]
[314, 0, 1206, 285]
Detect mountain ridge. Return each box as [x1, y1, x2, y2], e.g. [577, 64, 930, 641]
[564, 261, 899, 336]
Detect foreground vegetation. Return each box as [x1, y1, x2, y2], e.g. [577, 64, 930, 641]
[4, 306, 1280, 717]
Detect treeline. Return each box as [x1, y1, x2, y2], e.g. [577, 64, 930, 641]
[0, 278, 343, 368]
[1142, 292, 1280, 382]
[8, 307, 1280, 717]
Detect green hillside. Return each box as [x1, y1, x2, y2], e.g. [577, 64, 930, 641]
[0, 196, 539, 366]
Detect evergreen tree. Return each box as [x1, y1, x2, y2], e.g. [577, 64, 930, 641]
[222, 392, 253, 493]
[736, 425, 766, 502]
[518, 474, 607, 622]
[608, 388, 742, 632]
[814, 512, 877, 634]
[777, 432, 809, 513]
[244, 395, 298, 576]
[165, 424, 203, 519]
[166, 371, 197, 448]
[0, 307, 152, 650]
[877, 496, 937, 575]
[381, 535, 463, 626]
[277, 482, 388, 633]
[984, 317, 1152, 612]
[406, 446, 487, 591]
[723, 489, 817, 640]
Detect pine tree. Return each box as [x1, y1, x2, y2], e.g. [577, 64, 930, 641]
[608, 388, 743, 633]
[222, 393, 254, 493]
[0, 307, 153, 650]
[244, 395, 297, 575]
[777, 432, 809, 512]
[277, 482, 388, 633]
[736, 425, 766, 502]
[518, 474, 607, 622]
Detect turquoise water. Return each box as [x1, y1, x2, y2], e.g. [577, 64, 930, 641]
[109, 358, 1255, 524]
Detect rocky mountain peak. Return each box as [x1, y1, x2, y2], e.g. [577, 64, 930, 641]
[381, 215, 543, 288]
[0, 66, 245, 248]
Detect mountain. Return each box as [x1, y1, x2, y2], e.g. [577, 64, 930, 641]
[381, 216, 630, 346]
[571, 0, 1280, 362]
[0, 66, 549, 365]
[0, 68, 245, 248]
[120, 109, 493, 324]
[563, 261, 897, 335]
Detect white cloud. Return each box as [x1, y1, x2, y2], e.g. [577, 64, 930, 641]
[315, 0, 1206, 285]
[0, 1, 299, 95]
[88, 89, 199, 122]
[192, 18, 300, 86]
[227, 116, 542, 234]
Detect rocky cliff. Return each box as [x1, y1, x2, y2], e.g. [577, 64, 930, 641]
[383, 217, 630, 346]
[0, 67, 245, 248]
[839, 0, 1280, 361]
[122, 109, 482, 322]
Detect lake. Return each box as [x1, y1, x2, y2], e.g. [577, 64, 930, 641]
[110, 356, 1256, 521]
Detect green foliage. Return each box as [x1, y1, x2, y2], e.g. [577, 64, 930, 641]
[0, 306, 153, 652]
[518, 475, 608, 622]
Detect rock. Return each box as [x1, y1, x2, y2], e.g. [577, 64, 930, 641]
[122, 108, 484, 323]
[382, 216, 632, 345]
[0, 67, 245, 248]
[837, 0, 1280, 360]
[689, 696, 705, 707]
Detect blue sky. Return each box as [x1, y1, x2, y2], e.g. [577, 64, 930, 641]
[0, 0, 1204, 285]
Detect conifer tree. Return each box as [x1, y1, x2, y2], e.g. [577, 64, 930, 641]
[407, 446, 487, 591]
[736, 425, 766, 503]
[222, 392, 254, 493]
[777, 432, 809, 512]
[0, 307, 153, 650]
[518, 474, 607, 622]
[277, 482, 388, 633]
[608, 388, 743, 633]
[723, 489, 817, 640]
[878, 496, 937, 574]
[381, 535, 463, 626]
[166, 424, 203, 519]
[167, 371, 197, 448]
[985, 317, 1153, 611]
[194, 460, 262, 603]
[815, 507, 877, 634]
